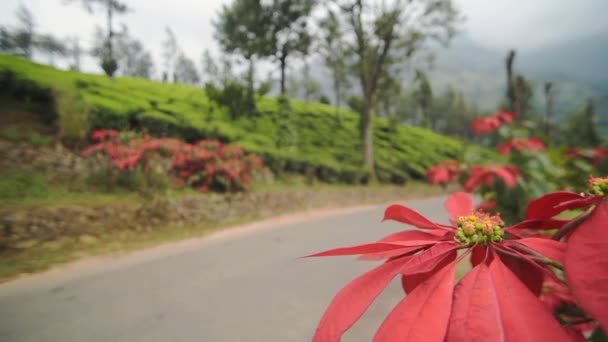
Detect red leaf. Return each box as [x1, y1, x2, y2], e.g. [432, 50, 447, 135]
[488, 254, 572, 341]
[565, 201, 608, 332]
[377, 230, 447, 243]
[400, 242, 460, 275]
[446, 263, 504, 342]
[374, 262, 456, 342]
[499, 253, 544, 296]
[445, 192, 474, 222]
[359, 248, 419, 261]
[512, 238, 566, 264]
[306, 241, 435, 257]
[383, 204, 442, 230]
[526, 191, 586, 219]
[401, 248, 457, 293]
[312, 260, 404, 342]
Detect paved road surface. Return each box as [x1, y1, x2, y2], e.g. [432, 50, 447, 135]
[0, 197, 449, 342]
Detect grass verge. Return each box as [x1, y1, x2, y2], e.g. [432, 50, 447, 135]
[0, 183, 453, 282]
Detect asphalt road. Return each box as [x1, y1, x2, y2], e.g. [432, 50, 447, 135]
[0, 196, 449, 342]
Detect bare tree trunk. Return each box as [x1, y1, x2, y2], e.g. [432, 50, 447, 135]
[361, 96, 376, 181]
[279, 50, 287, 95]
[544, 82, 554, 139]
[107, 0, 113, 60]
[506, 50, 516, 111]
[247, 56, 255, 111]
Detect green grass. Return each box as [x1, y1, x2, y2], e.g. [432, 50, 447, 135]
[0, 54, 486, 184]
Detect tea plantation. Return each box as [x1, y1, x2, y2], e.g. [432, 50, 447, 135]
[0, 54, 474, 184]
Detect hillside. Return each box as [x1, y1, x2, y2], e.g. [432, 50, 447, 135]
[0, 54, 470, 184]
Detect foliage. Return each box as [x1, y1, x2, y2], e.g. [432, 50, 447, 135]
[0, 54, 471, 184]
[204, 81, 251, 120]
[0, 169, 49, 200]
[0, 126, 53, 146]
[309, 186, 608, 341]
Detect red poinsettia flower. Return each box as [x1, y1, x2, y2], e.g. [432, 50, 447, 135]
[476, 199, 497, 212]
[496, 110, 517, 123]
[496, 137, 545, 155]
[470, 110, 517, 136]
[308, 192, 570, 341]
[564, 147, 608, 166]
[426, 160, 462, 186]
[527, 176, 608, 332]
[464, 165, 519, 192]
[526, 176, 605, 221]
[90, 129, 119, 142]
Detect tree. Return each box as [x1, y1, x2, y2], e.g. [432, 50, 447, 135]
[174, 53, 200, 85]
[544, 82, 554, 138]
[91, 25, 155, 79]
[35, 34, 68, 65]
[267, 0, 316, 95]
[214, 0, 272, 109]
[318, 9, 349, 113]
[413, 70, 433, 128]
[330, 0, 459, 179]
[65, 0, 129, 77]
[161, 27, 179, 83]
[566, 98, 602, 147]
[201, 49, 220, 85]
[67, 37, 83, 71]
[13, 4, 35, 58]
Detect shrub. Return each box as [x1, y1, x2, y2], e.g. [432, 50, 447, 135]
[0, 127, 53, 146]
[82, 129, 263, 193]
[0, 170, 49, 200]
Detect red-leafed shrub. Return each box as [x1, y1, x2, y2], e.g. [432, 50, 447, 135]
[82, 129, 263, 192]
[425, 110, 563, 222]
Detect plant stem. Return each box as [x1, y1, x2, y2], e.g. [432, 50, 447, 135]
[552, 211, 592, 241]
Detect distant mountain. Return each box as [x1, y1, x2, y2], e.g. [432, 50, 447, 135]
[304, 32, 608, 132]
[419, 33, 608, 130]
[519, 31, 608, 91]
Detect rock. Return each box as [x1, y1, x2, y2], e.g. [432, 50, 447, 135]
[15, 239, 39, 249]
[78, 235, 98, 245]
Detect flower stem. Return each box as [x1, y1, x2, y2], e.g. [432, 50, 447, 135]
[552, 211, 592, 241]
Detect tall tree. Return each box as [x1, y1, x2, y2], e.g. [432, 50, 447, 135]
[330, 0, 459, 179]
[174, 52, 200, 85]
[91, 25, 155, 78]
[14, 4, 35, 58]
[267, 0, 316, 95]
[67, 37, 83, 71]
[318, 9, 349, 113]
[201, 49, 220, 85]
[505, 49, 516, 111]
[161, 27, 179, 83]
[214, 0, 272, 109]
[65, 0, 129, 76]
[413, 70, 433, 128]
[544, 81, 555, 139]
[35, 34, 68, 65]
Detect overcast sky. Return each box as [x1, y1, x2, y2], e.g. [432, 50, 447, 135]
[1, 0, 607, 76]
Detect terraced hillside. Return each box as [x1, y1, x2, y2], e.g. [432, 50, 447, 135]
[0, 54, 472, 183]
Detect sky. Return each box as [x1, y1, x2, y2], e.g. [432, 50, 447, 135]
[1, 0, 607, 76]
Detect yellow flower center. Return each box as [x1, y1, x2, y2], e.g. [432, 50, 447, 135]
[588, 175, 608, 196]
[455, 212, 504, 245]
